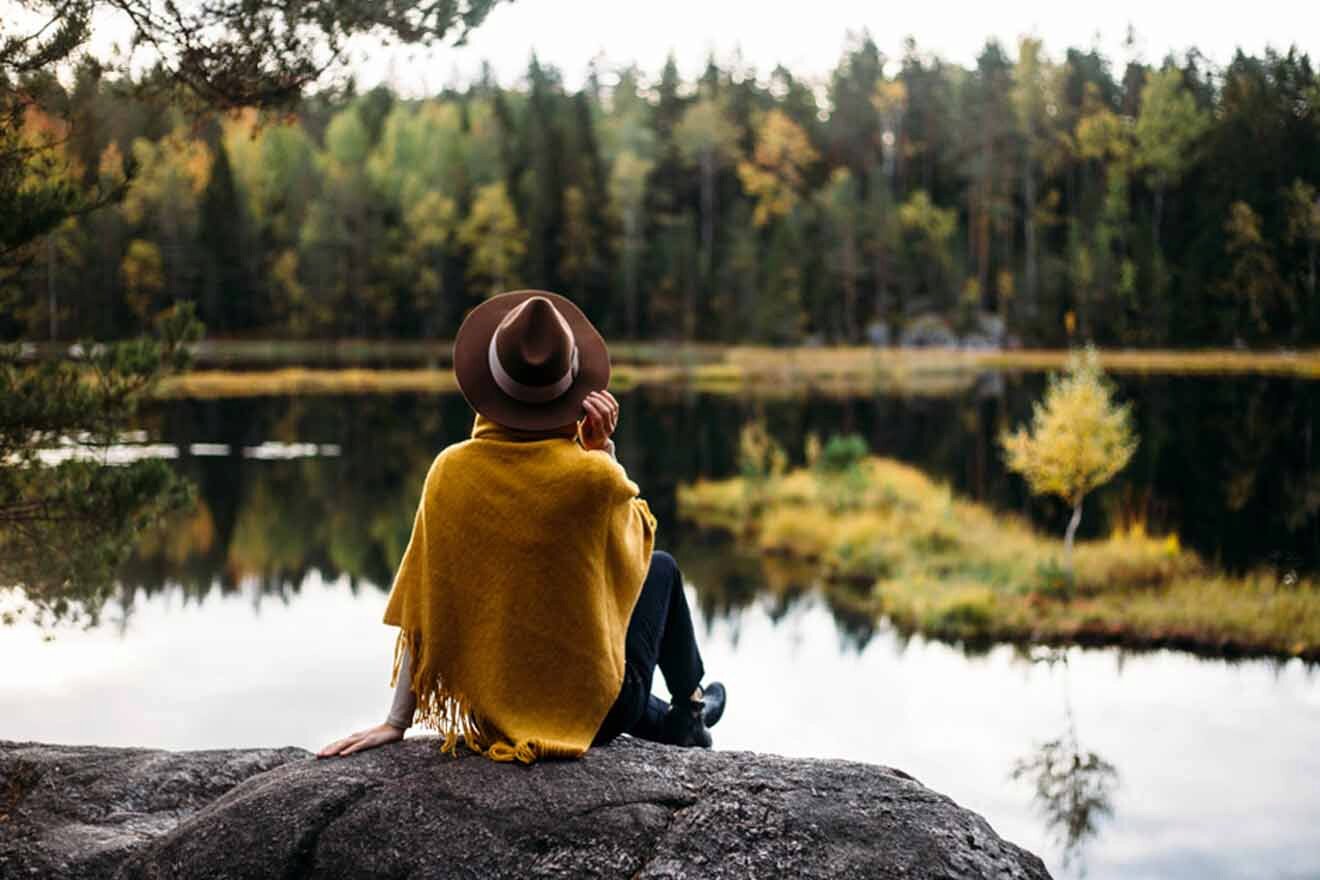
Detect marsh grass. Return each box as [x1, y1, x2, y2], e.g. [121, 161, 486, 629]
[179, 341, 1316, 377]
[156, 367, 464, 397]
[150, 346, 1320, 399]
[678, 458, 1320, 660]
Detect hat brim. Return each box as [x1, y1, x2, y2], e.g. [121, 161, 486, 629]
[453, 290, 611, 431]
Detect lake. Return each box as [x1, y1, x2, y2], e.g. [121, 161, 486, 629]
[3, 373, 1319, 879]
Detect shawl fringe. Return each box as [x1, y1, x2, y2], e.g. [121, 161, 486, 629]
[391, 628, 538, 764]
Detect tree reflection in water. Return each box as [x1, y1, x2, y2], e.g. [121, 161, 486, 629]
[1011, 649, 1119, 876]
[15, 376, 1314, 635]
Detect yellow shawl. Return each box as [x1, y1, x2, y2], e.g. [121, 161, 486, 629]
[382, 412, 657, 763]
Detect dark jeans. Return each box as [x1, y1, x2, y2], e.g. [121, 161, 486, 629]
[593, 550, 705, 746]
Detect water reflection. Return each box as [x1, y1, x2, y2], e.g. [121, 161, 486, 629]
[680, 535, 886, 652]
[118, 376, 1317, 611]
[4, 575, 1317, 880]
[1012, 650, 1120, 876]
[4, 377, 1319, 879]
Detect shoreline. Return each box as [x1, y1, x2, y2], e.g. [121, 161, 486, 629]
[152, 346, 1320, 398]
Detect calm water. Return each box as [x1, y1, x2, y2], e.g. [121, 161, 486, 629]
[3, 376, 1319, 879]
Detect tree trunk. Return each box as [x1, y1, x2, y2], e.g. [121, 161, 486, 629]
[694, 148, 715, 340]
[1308, 239, 1316, 307]
[701, 149, 715, 281]
[842, 228, 858, 342]
[47, 235, 57, 341]
[873, 233, 889, 335]
[624, 207, 639, 338]
[1023, 154, 1037, 323]
[1064, 497, 1083, 575]
[1152, 186, 1164, 256]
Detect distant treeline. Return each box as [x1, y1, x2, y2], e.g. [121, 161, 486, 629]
[5, 35, 1320, 347]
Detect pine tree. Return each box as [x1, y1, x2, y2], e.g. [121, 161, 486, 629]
[197, 140, 247, 332]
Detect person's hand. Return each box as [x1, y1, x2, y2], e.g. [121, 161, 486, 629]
[579, 390, 619, 451]
[316, 722, 404, 758]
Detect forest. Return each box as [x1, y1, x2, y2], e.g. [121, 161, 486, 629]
[5, 33, 1320, 348]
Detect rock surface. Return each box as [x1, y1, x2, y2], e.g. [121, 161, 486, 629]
[1, 737, 1051, 879]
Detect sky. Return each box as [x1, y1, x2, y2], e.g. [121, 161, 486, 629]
[336, 0, 1320, 95]
[75, 0, 1318, 98]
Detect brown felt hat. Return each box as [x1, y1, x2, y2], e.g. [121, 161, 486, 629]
[452, 290, 610, 431]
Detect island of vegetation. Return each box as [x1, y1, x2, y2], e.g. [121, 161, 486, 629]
[678, 356, 1319, 662]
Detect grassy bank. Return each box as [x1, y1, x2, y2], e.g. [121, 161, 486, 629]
[678, 459, 1320, 661]
[154, 364, 685, 397]
[153, 346, 1320, 398]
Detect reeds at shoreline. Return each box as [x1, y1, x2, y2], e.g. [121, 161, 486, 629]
[153, 346, 1320, 398]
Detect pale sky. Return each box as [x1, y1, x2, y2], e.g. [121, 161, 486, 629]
[77, 0, 1319, 98]
[344, 0, 1320, 95]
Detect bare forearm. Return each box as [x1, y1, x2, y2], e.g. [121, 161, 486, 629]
[386, 643, 418, 730]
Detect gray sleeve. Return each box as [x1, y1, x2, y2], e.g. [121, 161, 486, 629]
[385, 643, 417, 731]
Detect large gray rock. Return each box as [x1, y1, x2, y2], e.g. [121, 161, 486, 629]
[1, 737, 1050, 879]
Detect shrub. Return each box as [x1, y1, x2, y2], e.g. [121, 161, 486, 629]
[811, 433, 869, 512]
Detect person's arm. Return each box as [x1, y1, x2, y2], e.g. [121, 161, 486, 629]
[581, 390, 623, 469]
[385, 643, 417, 731]
[316, 642, 413, 758]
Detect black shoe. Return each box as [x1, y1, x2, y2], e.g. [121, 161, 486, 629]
[700, 681, 726, 729]
[660, 694, 713, 748]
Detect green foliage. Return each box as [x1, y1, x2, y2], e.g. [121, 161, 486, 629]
[4, 21, 1320, 349]
[0, 303, 203, 627]
[675, 96, 740, 169]
[814, 433, 868, 473]
[1134, 69, 1210, 189]
[0, 0, 504, 631]
[807, 432, 869, 513]
[897, 190, 959, 312]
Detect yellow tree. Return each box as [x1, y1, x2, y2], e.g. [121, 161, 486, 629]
[1000, 348, 1138, 568]
[120, 239, 165, 323]
[737, 109, 818, 227]
[458, 182, 525, 297]
[120, 131, 211, 321]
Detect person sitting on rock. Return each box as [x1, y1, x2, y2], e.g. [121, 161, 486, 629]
[318, 290, 726, 763]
